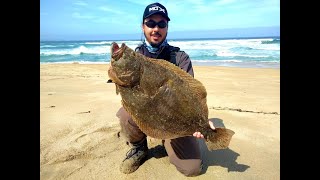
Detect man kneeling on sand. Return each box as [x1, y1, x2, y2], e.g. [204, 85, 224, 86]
[116, 2, 215, 177]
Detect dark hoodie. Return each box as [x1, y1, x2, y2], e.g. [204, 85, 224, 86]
[135, 44, 194, 77]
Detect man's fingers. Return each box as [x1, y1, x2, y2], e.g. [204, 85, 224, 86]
[193, 132, 204, 138]
[193, 132, 200, 137]
[193, 122, 215, 139]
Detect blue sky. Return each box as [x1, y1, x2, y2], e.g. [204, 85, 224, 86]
[40, 0, 280, 40]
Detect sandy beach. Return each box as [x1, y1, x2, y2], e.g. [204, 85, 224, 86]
[40, 63, 280, 180]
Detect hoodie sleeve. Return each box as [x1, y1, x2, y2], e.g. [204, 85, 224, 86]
[175, 51, 194, 77]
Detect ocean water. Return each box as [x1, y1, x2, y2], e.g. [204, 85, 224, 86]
[40, 37, 280, 68]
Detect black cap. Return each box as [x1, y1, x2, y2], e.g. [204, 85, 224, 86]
[143, 2, 170, 21]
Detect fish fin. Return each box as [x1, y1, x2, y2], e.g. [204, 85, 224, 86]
[205, 128, 235, 150]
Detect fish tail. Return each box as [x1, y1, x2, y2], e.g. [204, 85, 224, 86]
[204, 128, 235, 151]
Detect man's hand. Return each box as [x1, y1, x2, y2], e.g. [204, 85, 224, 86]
[193, 121, 215, 139]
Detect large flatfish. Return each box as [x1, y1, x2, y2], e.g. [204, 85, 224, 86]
[108, 42, 234, 150]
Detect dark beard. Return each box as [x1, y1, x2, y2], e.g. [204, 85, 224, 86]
[144, 32, 167, 47]
[150, 42, 161, 47]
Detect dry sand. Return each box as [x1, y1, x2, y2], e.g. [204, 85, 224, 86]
[40, 63, 280, 180]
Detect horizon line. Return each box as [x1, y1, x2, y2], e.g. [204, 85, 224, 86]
[40, 35, 280, 42]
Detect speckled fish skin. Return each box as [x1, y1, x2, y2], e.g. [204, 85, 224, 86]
[108, 42, 235, 150]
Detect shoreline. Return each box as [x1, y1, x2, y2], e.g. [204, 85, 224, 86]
[40, 61, 280, 69]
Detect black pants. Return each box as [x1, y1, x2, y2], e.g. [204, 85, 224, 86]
[117, 107, 202, 176]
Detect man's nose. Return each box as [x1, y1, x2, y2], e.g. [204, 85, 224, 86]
[153, 25, 159, 31]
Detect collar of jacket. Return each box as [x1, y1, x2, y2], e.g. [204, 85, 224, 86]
[143, 39, 168, 54]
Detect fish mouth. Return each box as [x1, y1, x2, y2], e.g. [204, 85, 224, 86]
[109, 42, 128, 86]
[111, 42, 125, 61]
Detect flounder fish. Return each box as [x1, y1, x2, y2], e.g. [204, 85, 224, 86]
[108, 42, 235, 150]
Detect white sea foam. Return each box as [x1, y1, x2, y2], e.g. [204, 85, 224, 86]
[84, 41, 112, 45]
[40, 45, 109, 55]
[193, 59, 243, 63]
[40, 38, 280, 68]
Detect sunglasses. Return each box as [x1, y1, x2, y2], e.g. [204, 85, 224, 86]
[144, 20, 167, 28]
